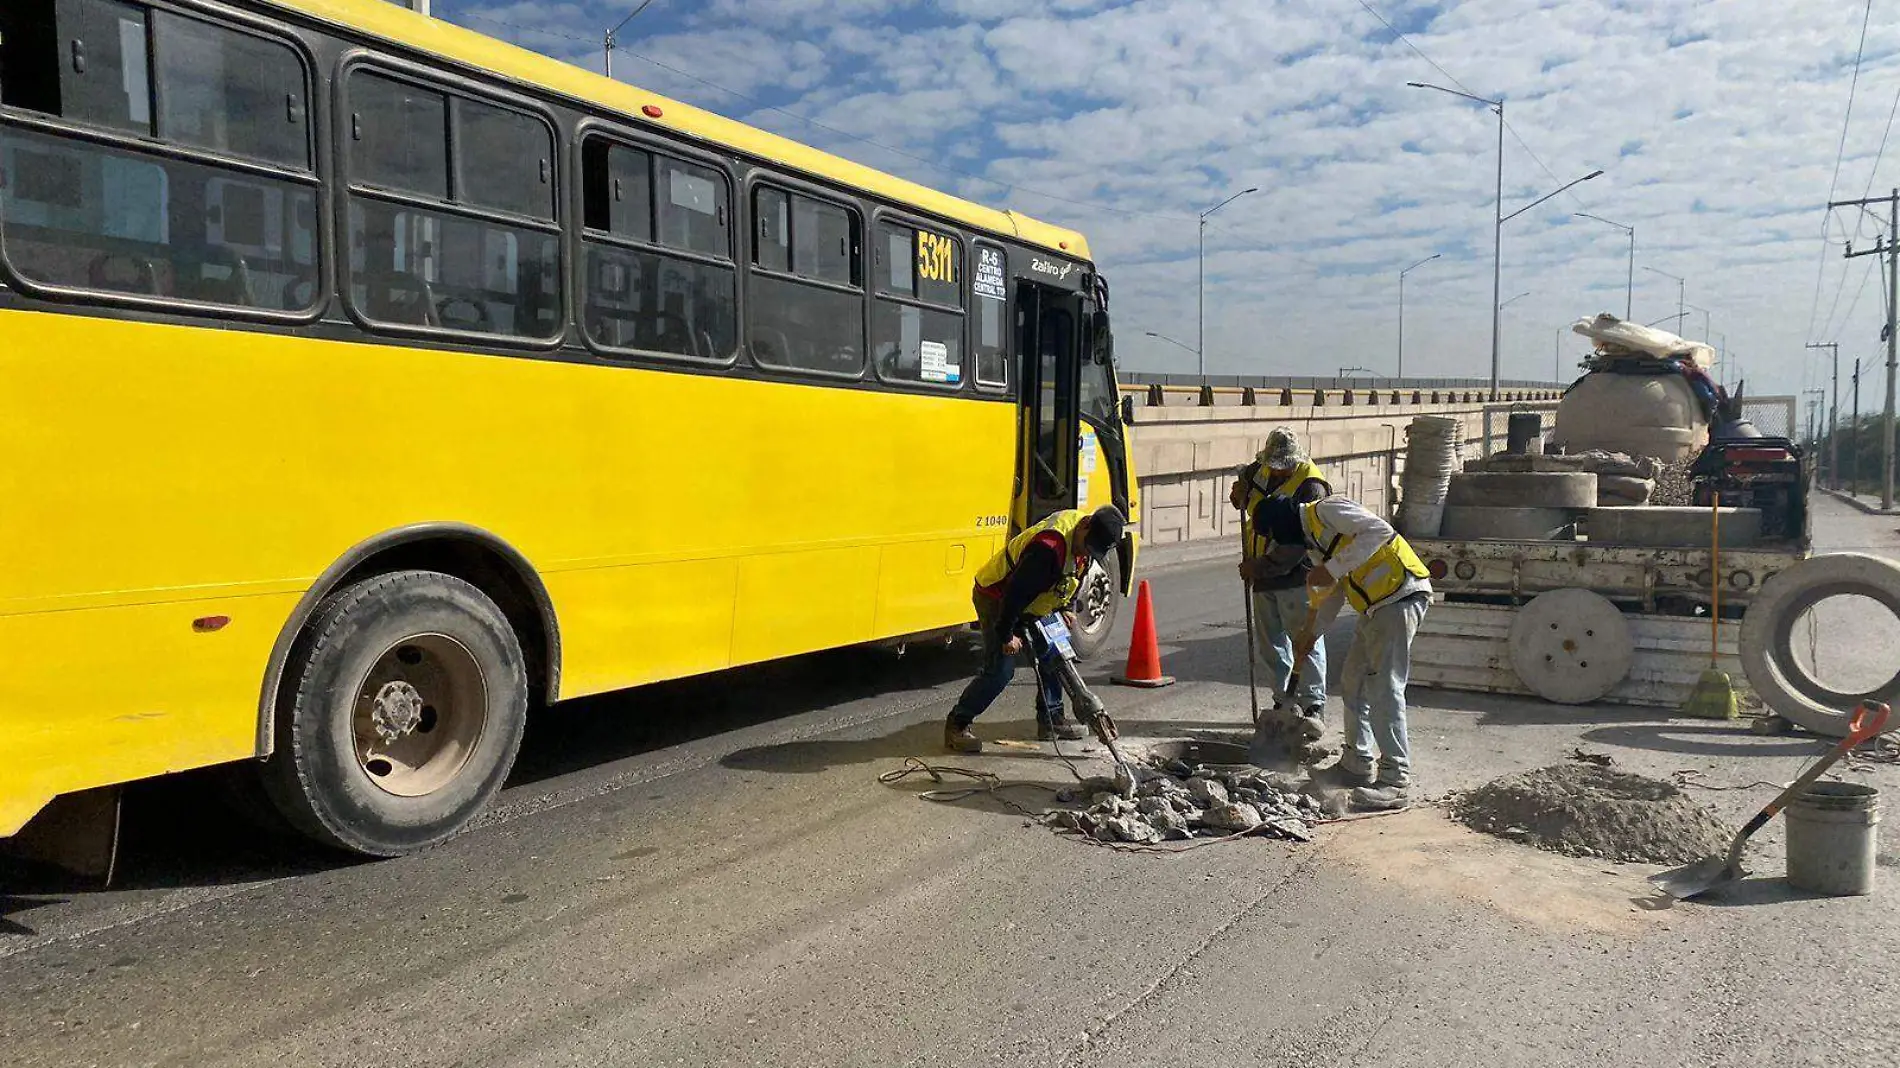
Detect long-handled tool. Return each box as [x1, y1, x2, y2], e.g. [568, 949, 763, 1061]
[1650, 700, 1890, 900]
[1681, 498, 1738, 719]
[1029, 616, 1140, 797]
[1243, 579, 1263, 725]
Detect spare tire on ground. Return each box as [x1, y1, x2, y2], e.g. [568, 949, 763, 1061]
[1740, 553, 1900, 737]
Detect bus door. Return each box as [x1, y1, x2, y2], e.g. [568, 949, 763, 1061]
[1014, 280, 1081, 529]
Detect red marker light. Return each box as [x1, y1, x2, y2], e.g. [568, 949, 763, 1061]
[1058, 241, 1069, 250]
[642, 104, 664, 119]
[192, 615, 231, 632]
[1426, 559, 1448, 581]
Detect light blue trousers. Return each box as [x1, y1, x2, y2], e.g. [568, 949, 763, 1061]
[1250, 585, 1326, 709]
[1338, 593, 1429, 788]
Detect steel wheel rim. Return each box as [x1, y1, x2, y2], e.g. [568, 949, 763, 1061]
[351, 633, 489, 798]
[1078, 565, 1113, 635]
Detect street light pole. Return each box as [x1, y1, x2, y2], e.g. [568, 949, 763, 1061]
[1644, 266, 1685, 335]
[1573, 213, 1634, 319]
[1409, 82, 1503, 399]
[602, 0, 659, 77]
[1197, 187, 1258, 378]
[1808, 342, 1840, 489]
[1397, 253, 1440, 379]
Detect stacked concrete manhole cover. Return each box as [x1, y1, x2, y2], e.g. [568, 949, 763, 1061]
[1438, 471, 1597, 541]
[1507, 588, 1635, 704]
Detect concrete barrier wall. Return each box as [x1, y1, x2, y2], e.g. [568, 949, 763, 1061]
[1125, 392, 1560, 548]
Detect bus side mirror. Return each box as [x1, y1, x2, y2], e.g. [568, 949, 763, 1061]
[1121, 394, 1136, 425]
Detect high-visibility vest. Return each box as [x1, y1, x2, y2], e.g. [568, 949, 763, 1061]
[1301, 501, 1430, 613]
[974, 510, 1086, 619]
[1240, 459, 1327, 560]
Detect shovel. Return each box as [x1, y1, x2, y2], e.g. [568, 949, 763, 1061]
[1243, 577, 1263, 725]
[1649, 700, 1890, 900]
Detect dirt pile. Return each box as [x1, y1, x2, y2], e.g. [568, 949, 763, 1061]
[1449, 764, 1730, 864]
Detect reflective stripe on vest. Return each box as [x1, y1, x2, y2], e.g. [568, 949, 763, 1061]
[1240, 459, 1327, 560]
[1301, 502, 1430, 613]
[974, 510, 1085, 619]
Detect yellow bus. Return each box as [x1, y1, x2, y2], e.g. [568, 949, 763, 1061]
[0, 0, 1138, 864]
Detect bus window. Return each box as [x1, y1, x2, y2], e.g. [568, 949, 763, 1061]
[871, 221, 963, 388]
[971, 244, 1007, 389]
[344, 70, 562, 340]
[349, 73, 448, 200]
[454, 97, 554, 221]
[154, 10, 309, 169]
[579, 136, 737, 362]
[0, 1, 319, 312]
[348, 200, 559, 336]
[749, 185, 864, 376]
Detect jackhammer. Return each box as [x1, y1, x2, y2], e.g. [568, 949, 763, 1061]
[1024, 615, 1140, 797]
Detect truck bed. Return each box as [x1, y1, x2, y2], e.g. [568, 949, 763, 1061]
[1408, 535, 1808, 617]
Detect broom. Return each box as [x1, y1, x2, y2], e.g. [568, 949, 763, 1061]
[1681, 496, 1738, 720]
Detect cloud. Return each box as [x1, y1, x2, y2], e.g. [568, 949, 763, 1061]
[436, 0, 1900, 399]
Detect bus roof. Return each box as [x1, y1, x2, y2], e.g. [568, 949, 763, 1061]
[268, 0, 1094, 261]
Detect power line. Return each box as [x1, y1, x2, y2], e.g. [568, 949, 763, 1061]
[446, 10, 1187, 222]
[1852, 80, 1900, 244]
[1351, 0, 1474, 97]
[1807, 0, 1876, 341]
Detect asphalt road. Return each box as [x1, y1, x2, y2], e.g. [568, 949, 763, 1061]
[3, 495, 1899, 1067]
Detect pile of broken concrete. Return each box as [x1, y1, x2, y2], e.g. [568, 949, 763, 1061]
[1046, 757, 1321, 845]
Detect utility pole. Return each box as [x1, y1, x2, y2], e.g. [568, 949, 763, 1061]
[1808, 342, 1839, 489]
[1832, 188, 1899, 510]
[1853, 358, 1863, 493]
[602, 0, 659, 78]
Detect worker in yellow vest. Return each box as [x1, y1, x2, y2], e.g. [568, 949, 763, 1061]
[946, 505, 1126, 754]
[1230, 428, 1333, 739]
[1252, 493, 1432, 811]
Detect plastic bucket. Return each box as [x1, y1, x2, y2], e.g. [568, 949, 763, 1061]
[1785, 781, 1880, 896]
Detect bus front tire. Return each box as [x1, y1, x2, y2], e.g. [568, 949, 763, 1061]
[262, 570, 529, 857]
[1070, 555, 1122, 662]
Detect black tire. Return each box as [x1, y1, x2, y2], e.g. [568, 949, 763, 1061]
[1070, 554, 1122, 662]
[261, 570, 529, 856]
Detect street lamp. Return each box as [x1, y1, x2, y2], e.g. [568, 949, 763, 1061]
[1409, 82, 1504, 397]
[1408, 81, 1601, 399]
[1682, 302, 1712, 344]
[602, 0, 659, 77]
[1198, 187, 1258, 377]
[1397, 253, 1440, 380]
[1643, 266, 1685, 334]
[1572, 212, 1634, 319]
[1144, 331, 1197, 359]
[1499, 290, 1532, 311]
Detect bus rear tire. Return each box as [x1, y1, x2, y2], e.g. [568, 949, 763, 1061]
[1070, 555, 1122, 661]
[262, 570, 529, 856]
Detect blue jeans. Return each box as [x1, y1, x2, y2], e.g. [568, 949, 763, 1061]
[951, 601, 1064, 726]
[1338, 592, 1429, 787]
[1251, 585, 1326, 709]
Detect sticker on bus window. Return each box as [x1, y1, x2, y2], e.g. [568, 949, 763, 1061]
[921, 340, 960, 383]
[1077, 426, 1097, 501]
[974, 247, 1007, 301]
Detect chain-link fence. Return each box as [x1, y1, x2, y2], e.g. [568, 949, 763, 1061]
[1742, 396, 1797, 439]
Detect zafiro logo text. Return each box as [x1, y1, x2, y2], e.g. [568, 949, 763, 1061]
[1030, 258, 1073, 281]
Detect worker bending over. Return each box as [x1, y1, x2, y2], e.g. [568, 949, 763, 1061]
[1252, 493, 1431, 810]
[945, 506, 1127, 755]
[1231, 427, 1332, 738]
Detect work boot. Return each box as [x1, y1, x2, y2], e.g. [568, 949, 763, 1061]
[1327, 759, 1375, 789]
[1296, 706, 1326, 743]
[1348, 783, 1411, 812]
[1037, 712, 1088, 742]
[944, 715, 983, 754]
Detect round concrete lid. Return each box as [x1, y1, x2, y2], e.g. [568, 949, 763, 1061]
[1508, 588, 1635, 704]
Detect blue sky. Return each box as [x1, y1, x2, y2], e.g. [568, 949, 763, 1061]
[437, 0, 1899, 406]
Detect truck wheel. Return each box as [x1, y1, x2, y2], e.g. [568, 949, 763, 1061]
[1740, 553, 1900, 738]
[1070, 556, 1122, 661]
[262, 571, 529, 855]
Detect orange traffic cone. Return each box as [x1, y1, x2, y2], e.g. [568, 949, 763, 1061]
[1112, 580, 1175, 688]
